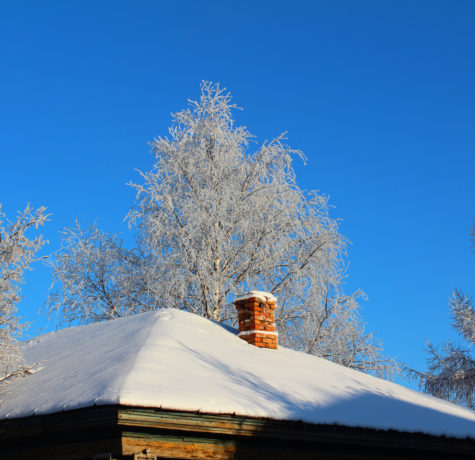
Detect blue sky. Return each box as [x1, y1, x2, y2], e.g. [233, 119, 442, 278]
[1, 1, 474, 386]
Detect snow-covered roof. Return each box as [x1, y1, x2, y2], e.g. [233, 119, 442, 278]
[1, 309, 474, 439]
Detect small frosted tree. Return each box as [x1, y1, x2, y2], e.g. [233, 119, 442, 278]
[49, 82, 394, 377]
[0, 204, 48, 383]
[47, 220, 154, 324]
[408, 222, 475, 408]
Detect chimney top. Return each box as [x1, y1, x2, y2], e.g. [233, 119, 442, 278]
[235, 291, 277, 303]
[234, 291, 278, 349]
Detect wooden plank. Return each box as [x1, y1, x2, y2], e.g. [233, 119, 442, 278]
[118, 408, 267, 438]
[122, 431, 237, 459]
[117, 406, 475, 458]
[0, 437, 121, 460]
[0, 405, 118, 440]
[0, 406, 122, 460]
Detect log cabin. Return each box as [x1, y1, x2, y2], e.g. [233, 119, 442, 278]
[0, 292, 474, 459]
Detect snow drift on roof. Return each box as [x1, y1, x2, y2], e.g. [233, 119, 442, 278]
[0, 309, 474, 438]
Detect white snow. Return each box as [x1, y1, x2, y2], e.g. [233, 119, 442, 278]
[0, 309, 474, 439]
[238, 330, 278, 337]
[235, 291, 276, 303]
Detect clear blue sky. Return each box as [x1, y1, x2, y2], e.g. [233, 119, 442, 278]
[1, 1, 474, 387]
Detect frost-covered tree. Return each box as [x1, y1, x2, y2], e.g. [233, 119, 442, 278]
[49, 82, 395, 377]
[47, 220, 154, 324]
[0, 204, 48, 383]
[408, 221, 475, 408]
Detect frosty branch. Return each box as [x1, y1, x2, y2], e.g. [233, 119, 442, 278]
[0, 204, 48, 383]
[407, 220, 475, 408]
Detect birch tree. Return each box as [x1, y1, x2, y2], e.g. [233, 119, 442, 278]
[0, 204, 48, 383]
[47, 221, 154, 324]
[49, 82, 395, 377]
[408, 222, 475, 408]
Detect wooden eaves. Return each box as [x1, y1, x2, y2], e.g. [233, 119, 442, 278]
[0, 404, 474, 460]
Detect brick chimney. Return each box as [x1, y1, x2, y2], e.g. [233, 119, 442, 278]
[234, 291, 278, 349]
